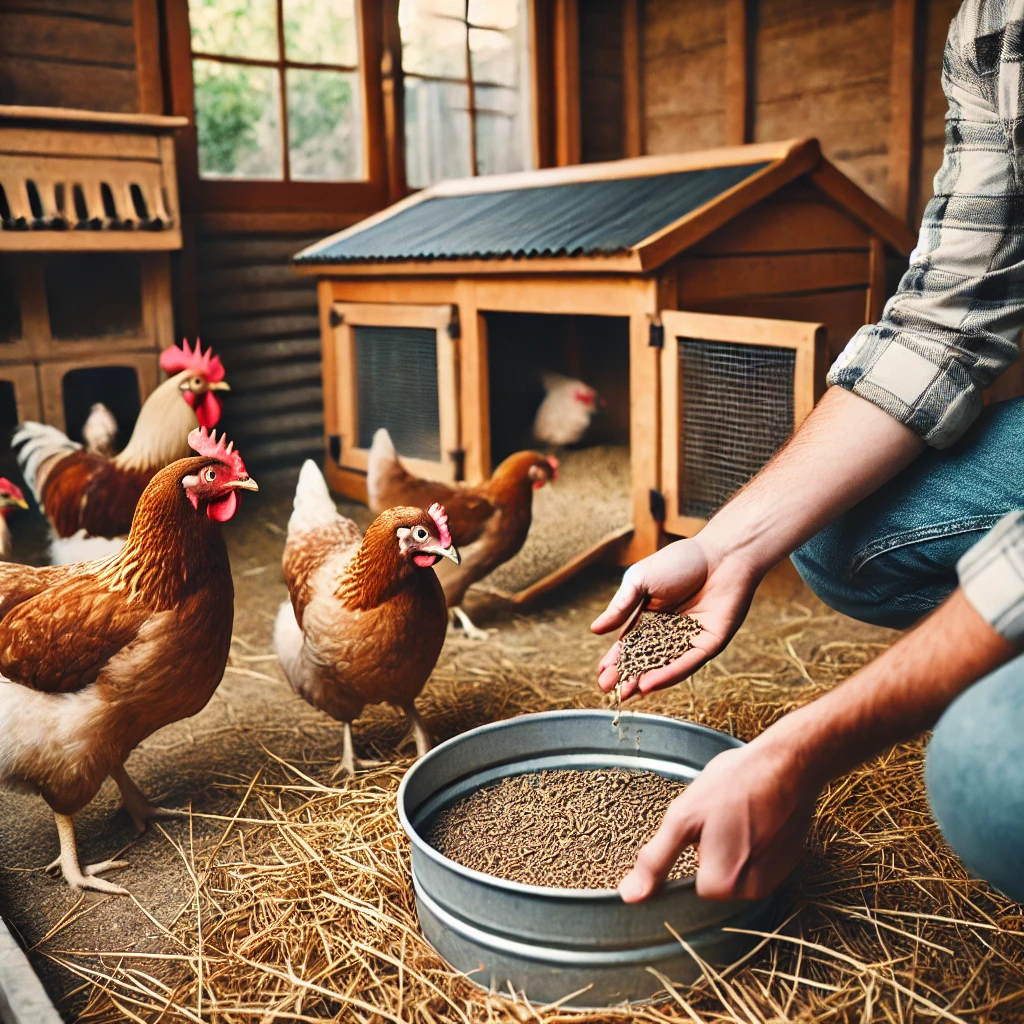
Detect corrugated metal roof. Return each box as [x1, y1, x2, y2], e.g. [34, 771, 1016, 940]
[296, 163, 768, 265]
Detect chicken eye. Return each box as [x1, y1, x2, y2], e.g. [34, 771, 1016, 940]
[412, 526, 428, 542]
[192, 376, 203, 388]
[204, 468, 217, 482]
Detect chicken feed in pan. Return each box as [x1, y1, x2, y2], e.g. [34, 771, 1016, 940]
[480, 445, 631, 600]
[426, 768, 697, 888]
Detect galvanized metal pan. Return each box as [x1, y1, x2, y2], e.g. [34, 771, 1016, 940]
[397, 708, 777, 1008]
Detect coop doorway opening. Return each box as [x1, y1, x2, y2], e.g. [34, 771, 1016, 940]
[481, 312, 632, 602]
[61, 366, 141, 450]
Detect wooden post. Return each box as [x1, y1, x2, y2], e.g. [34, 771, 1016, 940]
[553, 0, 580, 166]
[381, 0, 407, 203]
[888, 0, 927, 225]
[457, 282, 491, 483]
[622, 0, 643, 158]
[866, 236, 887, 324]
[724, 0, 754, 146]
[133, 0, 164, 114]
[530, 0, 555, 168]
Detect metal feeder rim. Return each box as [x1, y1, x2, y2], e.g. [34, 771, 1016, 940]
[397, 708, 740, 900]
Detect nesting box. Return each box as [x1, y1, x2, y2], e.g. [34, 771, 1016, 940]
[296, 138, 915, 587]
[0, 105, 185, 444]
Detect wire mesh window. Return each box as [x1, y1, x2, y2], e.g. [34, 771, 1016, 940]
[399, 0, 534, 188]
[679, 338, 795, 520]
[355, 326, 441, 461]
[186, 0, 363, 181]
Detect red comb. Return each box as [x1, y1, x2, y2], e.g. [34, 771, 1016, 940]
[427, 502, 451, 548]
[574, 388, 595, 406]
[0, 478, 24, 502]
[160, 338, 225, 382]
[188, 427, 248, 478]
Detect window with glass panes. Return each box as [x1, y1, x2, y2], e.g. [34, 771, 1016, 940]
[399, 0, 534, 189]
[187, 0, 363, 181]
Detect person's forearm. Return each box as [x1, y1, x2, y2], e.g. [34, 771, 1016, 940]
[699, 387, 925, 576]
[759, 589, 1015, 786]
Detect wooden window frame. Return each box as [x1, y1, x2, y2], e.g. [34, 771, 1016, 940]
[327, 301, 461, 482]
[659, 310, 826, 538]
[164, 0, 387, 218]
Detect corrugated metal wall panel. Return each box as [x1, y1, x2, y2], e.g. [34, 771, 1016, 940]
[195, 232, 324, 468]
[296, 164, 768, 265]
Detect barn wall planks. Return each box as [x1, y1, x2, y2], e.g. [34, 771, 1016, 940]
[0, 2, 139, 112]
[579, 0, 626, 162]
[195, 234, 325, 467]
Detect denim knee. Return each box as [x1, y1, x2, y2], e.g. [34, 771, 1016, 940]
[925, 659, 1024, 903]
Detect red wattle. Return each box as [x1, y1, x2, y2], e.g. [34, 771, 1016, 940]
[206, 490, 238, 522]
[196, 392, 222, 428]
[413, 553, 440, 567]
[182, 391, 198, 408]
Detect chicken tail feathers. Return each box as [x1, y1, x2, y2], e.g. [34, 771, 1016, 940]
[288, 460, 341, 536]
[11, 421, 81, 504]
[272, 599, 305, 694]
[367, 427, 405, 513]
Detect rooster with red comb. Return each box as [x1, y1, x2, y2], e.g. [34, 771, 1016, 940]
[0, 427, 256, 894]
[13, 338, 231, 565]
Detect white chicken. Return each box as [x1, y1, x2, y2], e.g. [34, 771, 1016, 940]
[82, 402, 119, 458]
[532, 372, 601, 447]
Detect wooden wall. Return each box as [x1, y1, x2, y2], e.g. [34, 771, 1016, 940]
[0, 1, 140, 111]
[579, 0, 626, 162]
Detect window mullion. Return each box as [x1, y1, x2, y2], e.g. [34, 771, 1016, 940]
[277, 0, 290, 182]
[464, 2, 477, 176]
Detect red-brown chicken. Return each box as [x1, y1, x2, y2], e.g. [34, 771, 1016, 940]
[367, 428, 557, 638]
[273, 460, 459, 775]
[0, 427, 257, 894]
[13, 339, 231, 565]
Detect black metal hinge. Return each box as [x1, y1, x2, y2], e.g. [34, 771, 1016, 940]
[447, 306, 461, 340]
[649, 322, 664, 348]
[329, 307, 344, 328]
[649, 488, 666, 522]
[328, 434, 342, 465]
[449, 448, 466, 481]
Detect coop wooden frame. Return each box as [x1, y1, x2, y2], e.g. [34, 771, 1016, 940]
[325, 301, 460, 486]
[659, 310, 827, 538]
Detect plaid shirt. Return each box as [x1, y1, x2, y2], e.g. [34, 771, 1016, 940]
[829, 0, 1024, 642]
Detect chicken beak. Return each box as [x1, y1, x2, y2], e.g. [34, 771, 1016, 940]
[12, 497, 28, 510]
[433, 543, 460, 565]
[226, 476, 259, 492]
[208, 381, 231, 391]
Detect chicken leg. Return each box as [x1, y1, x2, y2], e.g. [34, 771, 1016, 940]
[451, 606, 489, 641]
[52, 813, 128, 895]
[400, 703, 433, 758]
[111, 764, 186, 833]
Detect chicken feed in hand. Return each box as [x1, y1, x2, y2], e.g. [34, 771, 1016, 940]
[274, 460, 459, 776]
[0, 427, 257, 895]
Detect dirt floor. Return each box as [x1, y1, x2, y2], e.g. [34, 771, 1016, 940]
[0, 466, 989, 1022]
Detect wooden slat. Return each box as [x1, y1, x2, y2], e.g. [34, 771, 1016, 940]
[238, 434, 323, 465]
[724, 0, 752, 145]
[228, 361, 324, 390]
[553, 0, 581, 166]
[677, 250, 870, 304]
[219, 337, 322, 363]
[866, 235, 886, 322]
[197, 263, 305, 295]
[133, 0, 163, 114]
[199, 288, 316, 318]
[0, 60, 138, 114]
[197, 235, 322, 266]
[228, 408, 323, 439]
[888, 0, 927, 225]
[622, 0, 643, 157]
[230, 385, 322, 415]
[0, 12, 136, 67]
[203, 314, 320, 344]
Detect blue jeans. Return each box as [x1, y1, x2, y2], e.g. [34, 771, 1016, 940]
[792, 398, 1024, 901]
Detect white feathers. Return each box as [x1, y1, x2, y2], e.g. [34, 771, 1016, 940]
[533, 372, 599, 447]
[366, 428, 397, 511]
[82, 402, 119, 457]
[272, 599, 304, 695]
[288, 460, 340, 535]
[49, 530, 125, 567]
[11, 421, 81, 503]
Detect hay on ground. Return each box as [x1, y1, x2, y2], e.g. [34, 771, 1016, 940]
[48, 614, 1024, 1024]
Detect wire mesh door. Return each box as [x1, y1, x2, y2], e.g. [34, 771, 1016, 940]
[328, 303, 460, 481]
[660, 311, 826, 536]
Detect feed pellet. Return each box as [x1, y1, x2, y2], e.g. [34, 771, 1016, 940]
[426, 767, 698, 889]
[616, 611, 703, 685]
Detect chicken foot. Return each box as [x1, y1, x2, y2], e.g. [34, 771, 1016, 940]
[50, 814, 129, 895]
[111, 764, 186, 834]
[398, 703, 433, 758]
[450, 606, 490, 641]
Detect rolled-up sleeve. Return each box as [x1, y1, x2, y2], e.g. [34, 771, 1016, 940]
[958, 512, 1024, 643]
[829, 2, 1024, 448]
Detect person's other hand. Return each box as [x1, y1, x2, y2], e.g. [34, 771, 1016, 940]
[619, 735, 817, 902]
[592, 537, 761, 699]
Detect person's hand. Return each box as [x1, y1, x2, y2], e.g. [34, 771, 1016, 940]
[619, 734, 818, 902]
[592, 537, 761, 700]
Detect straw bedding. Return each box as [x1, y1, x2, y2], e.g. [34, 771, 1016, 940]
[53, 602, 1024, 1024]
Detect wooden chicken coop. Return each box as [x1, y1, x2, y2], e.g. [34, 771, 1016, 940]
[295, 137, 916, 594]
[0, 105, 185, 447]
